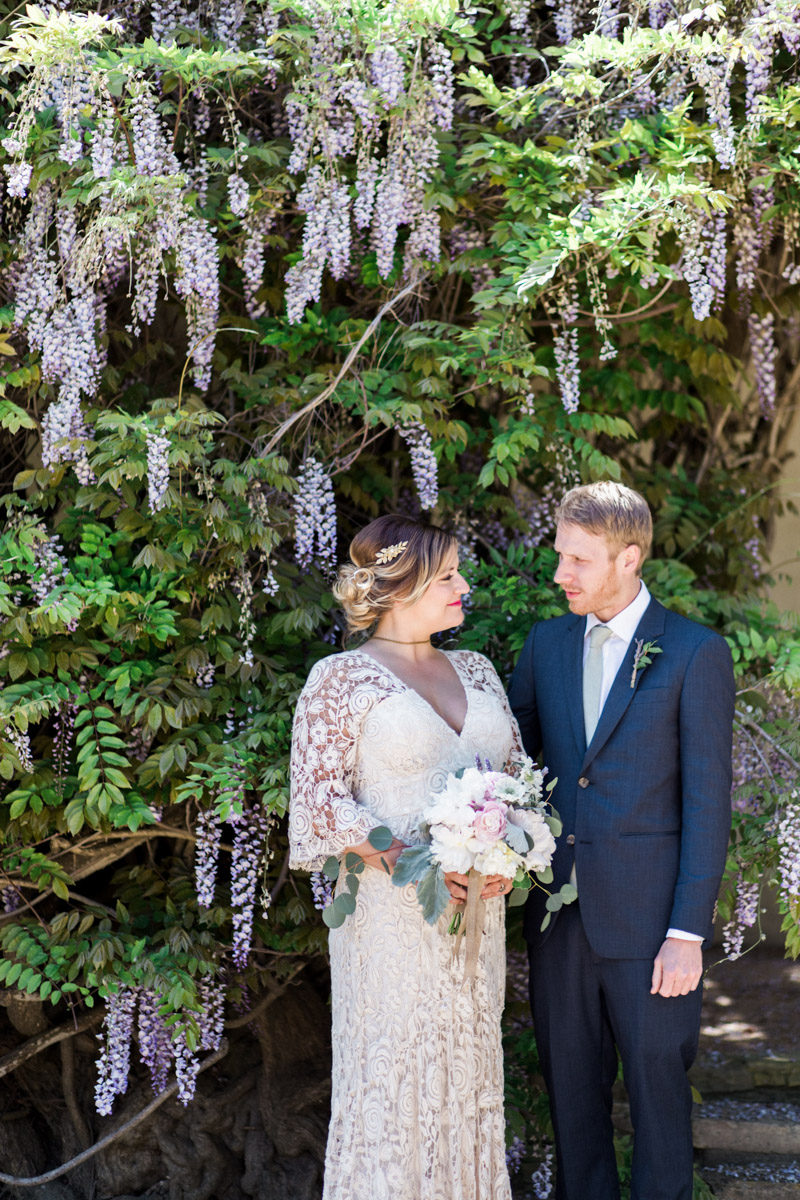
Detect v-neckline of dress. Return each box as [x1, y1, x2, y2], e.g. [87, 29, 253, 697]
[352, 648, 471, 739]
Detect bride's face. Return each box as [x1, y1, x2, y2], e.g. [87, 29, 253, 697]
[401, 550, 470, 634]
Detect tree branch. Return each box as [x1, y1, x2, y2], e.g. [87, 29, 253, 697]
[0, 1042, 228, 1187]
[0, 1010, 102, 1083]
[262, 274, 422, 456]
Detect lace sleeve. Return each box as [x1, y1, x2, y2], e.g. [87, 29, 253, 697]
[453, 650, 526, 773]
[289, 655, 378, 871]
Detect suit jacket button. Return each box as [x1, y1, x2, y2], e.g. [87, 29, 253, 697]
[566, 834, 575, 845]
[578, 776, 590, 788]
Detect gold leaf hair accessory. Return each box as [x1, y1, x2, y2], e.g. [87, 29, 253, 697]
[374, 540, 408, 565]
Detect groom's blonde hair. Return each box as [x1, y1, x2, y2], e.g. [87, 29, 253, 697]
[555, 482, 653, 571]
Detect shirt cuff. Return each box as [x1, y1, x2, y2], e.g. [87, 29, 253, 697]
[666, 928, 703, 942]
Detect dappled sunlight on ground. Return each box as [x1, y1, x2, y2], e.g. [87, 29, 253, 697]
[699, 947, 800, 1060]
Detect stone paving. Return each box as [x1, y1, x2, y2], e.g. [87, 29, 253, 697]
[692, 946, 800, 1198]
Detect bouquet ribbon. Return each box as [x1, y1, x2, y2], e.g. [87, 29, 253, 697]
[452, 869, 486, 981]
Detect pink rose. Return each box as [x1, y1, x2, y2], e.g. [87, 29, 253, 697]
[471, 802, 507, 844]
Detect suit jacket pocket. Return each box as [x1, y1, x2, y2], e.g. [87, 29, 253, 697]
[618, 829, 680, 837]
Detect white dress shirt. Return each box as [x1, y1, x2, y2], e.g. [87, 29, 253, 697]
[581, 582, 701, 944]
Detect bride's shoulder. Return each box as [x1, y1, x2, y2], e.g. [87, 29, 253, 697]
[302, 648, 380, 690]
[447, 648, 502, 682]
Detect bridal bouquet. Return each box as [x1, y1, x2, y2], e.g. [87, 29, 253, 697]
[392, 754, 574, 973]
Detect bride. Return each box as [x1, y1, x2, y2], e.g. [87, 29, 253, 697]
[289, 514, 523, 1200]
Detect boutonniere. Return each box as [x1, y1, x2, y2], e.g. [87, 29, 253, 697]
[630, 638, 662, 688]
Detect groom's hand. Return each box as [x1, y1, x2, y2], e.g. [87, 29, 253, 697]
[650, 938, 703, 997]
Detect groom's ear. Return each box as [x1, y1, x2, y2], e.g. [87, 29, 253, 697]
[619, 542, 642, 574]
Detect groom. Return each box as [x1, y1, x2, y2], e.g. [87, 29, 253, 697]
[508, 481, 734, 1200]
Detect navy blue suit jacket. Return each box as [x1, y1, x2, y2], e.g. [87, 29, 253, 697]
[508, 597, 735, 959]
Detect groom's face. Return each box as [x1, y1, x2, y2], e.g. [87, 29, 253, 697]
[553, 522, 640, 621]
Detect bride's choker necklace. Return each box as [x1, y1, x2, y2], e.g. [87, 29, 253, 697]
[371, 636, 432, 645]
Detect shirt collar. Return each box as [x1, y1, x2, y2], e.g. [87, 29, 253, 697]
[585, 581, 651, 646]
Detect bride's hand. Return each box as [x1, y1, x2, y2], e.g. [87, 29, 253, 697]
[444, 871, 469, 903]
[480, 874, 513, 900]
[364, 838, 406, 875]
[445, 873, 512, 902]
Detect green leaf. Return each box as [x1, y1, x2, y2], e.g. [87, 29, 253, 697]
[367, 826, 393, 852]
[322, 855, 340, 881]
[391, 844, 433, 887]
[322, 904, 345, 929]
[414, 864, 450, 925]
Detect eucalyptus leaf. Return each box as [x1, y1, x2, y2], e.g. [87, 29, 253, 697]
[508, 887, 528, 907]
[322, 856, 340, 881]
[337, 893, 356, 916]
[322, 905, 346, 929]
[368, 826, 393, 852]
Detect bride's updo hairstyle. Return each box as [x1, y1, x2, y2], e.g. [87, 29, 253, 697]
[334, 514, 457, 633]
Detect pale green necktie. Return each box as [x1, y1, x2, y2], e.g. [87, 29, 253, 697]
[583, 624, 613, 744]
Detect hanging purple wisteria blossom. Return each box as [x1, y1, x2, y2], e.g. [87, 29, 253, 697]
[721, 874, 759, 959]
[553, 328, 580, 414]
[506, 1136, 525, 1174]
[230, 805, 271, 970]
[197, 979, 226, 1052]
[777, 796, 800, 909]
[90, 107, 116, 178]
[5, 723, 34, 774]
[691, 53, 735, 169]
[748, 310, 777, 415]
[175, 217, 220, 391]
[228, 171, 250, 217]
[734, 208, 761, 303]
[52, 699, 76, 794]
[398, 422, 439, 511]
[173, 1028, 201, 1105]
[238, 209, 275, 319]
[1, 887, 21, 914]
[311, 870, 334, 910]
[744, 0, 774, 119]
[531, 1147, 555, 1199]
[371, 44, 405, 108]
[648, 0, 673, 28]
[95, 986, 137, 1116]
[146, 431, 171, 512]
[293, 456, 337, 573]
[706, 211, 727, 313]
[195, 805, 223, 908]
[137, 988, 172, 1094]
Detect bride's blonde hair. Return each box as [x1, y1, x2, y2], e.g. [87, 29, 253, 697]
[334, 515, 457, 633]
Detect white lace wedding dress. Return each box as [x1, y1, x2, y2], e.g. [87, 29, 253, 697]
[289, 647, 522, 1200]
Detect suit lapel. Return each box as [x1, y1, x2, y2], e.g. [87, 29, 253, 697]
[562, 615, 587, 755]
[582, 597, 667, 771]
